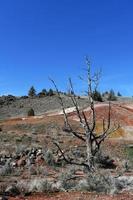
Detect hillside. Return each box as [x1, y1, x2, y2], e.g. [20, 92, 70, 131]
[0, 95, 89, 120]
[0, 95, 133, 199]
[0, 94, 133, 120]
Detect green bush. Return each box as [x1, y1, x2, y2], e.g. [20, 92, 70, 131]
[27, 108, 35, 116]
[58, 167, 77, 190]
[76, 172, 116, 194]
[44, 150, 55, 166]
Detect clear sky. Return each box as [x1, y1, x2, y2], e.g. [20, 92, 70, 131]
[0, 0, 133, 96]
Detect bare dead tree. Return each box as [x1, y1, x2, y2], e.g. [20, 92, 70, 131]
[50, 58, 119, 171]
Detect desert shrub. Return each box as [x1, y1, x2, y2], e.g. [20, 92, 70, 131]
[17, 178, 60, 194]
[29, 178, 43, 193]
[115, 176, 133, 192]
[44, 150, 55, 166]
[15, 137, 22, 143]
[27, 108, 35, 116]
[41, 180, 53, 193]
[0, 164, 13, 176]
[28, 178, 53, 193]
[126, 147, 133, 161]
[125, 146, 133, 169]
[58, 167, 77, 190]
[76, 172, 116, 194]
[15, 144, 28, 154]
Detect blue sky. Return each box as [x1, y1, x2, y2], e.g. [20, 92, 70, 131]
[0, 0, 133, 96]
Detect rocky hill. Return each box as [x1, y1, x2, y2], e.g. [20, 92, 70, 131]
[0, 94, 133, 123]
[0, 95, 90, 120]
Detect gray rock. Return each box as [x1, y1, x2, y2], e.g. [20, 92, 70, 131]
[5, 184, 20, 197]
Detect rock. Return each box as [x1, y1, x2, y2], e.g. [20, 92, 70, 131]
[5, 184, 20, 197]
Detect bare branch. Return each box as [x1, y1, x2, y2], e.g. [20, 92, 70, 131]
[96, 101, 111, 141]
[82, 111, 91, 131]
[62, 127, 86, 141]
[53, 142, 89, 169]
[68, 78, 86, 128]
[49, 78, 71, 128]
[98, 124, 120, 145]
[50, 78, 87, 143]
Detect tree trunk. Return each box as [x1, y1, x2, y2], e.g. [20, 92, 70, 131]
[86, 135, 94, 171]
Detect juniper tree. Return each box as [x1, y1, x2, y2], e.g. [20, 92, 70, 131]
[108, 89, 117, 101]
[28, 86, 36, 97]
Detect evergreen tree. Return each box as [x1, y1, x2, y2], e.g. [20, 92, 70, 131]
[117, 91, 122, 96]
[28, 86, 36, 97]
[38, 89, 47, 97]
[108, 89, 117, 101]
[102, 91, 108, 97]
[42, 89, 47, 95]
[92, 90, 103, 102]
[48, 88, 54, 96]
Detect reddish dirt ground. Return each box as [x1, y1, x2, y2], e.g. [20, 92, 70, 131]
[2, 102, 133, 131]
[1, 102, 133, 200]
[9, 192, 133, 200]
[69, 103, 133, 126]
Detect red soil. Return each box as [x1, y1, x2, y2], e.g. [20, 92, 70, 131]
[9, 192, 133, 200]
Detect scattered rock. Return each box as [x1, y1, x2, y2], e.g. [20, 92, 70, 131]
[4, 183, 20, 197]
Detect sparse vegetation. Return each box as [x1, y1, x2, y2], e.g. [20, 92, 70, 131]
[58, 167, 77, 190]
[0, 62, 132, 199]
[76, 172, 116, 194]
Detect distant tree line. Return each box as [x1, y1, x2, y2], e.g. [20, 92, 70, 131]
[28, 86, 55, 97]
[28, 86, 122, 101]
[92, 89, 122, 101]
